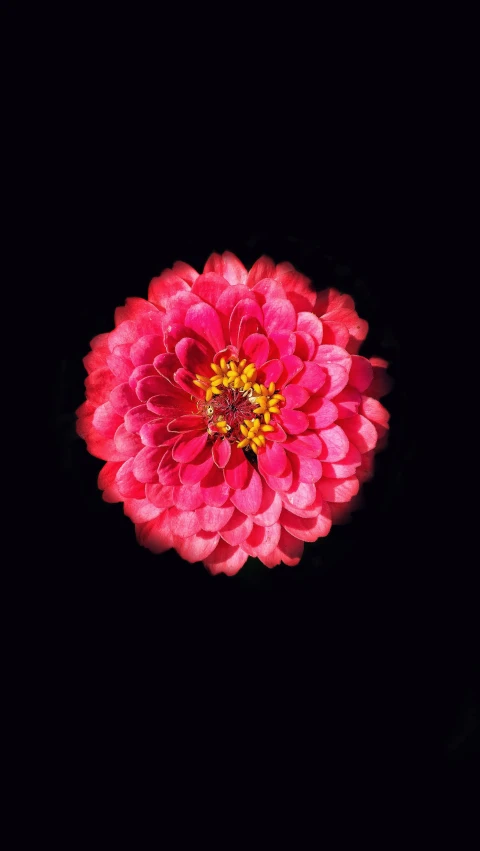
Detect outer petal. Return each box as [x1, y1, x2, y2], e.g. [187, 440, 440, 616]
[175, 530, 220, 563]
[204, 540, 249, 576]
[220, 510, 254, 546]
[341, 414, 378, 453]
[230, 466, 263, 516]
[262, 298, 297, 335]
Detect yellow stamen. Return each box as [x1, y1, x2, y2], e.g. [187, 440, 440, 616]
[268, 406, 280, 414]
[211, 376, 224, 386]
[250, 443, 258, 454]
[261, 424, 274, 432]
[268, 382, 275, 395]
[237, 438, 249, 449]
[240, 424, 249, 437]
[216, 420, 227, 428]
[205, 388, 213, 402]
[264, 411, 271, 424]
[260, 384, 269, 395]
[210, 363, 222, 375]
[253, 436, 263, 447]
[220, 358, 227, 371]
[211, 386, 222, 395]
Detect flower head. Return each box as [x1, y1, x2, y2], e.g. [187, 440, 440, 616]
[76, 252, 391, 575]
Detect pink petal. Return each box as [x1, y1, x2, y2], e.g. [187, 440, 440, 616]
[262, 298, 297, 335]
[283, 432, 322, 458]
[275, 262, 316, 309]
[283, 480, 316, 510]
[129, 364, 158, 391]
[242, 522, 281, 558]
[318, 364, 349, 399]
[290, 362, 326, 394]
[229, 299, 263, 349]
[367, 358, 393, 399]
[215, 285, 256, 331]
[171, 261, 199, 286]
[133, 446, 166, 483]
[262, 465, 293, 493]
[172, 431, 208, 463]
[136, 516, 173, 554]
[140, 420, 177, 447]
[230, 467, 263, 516]
[115, 458, 146, 499]
[296, 312, 324, 345]
[178, 445, 214, 485]
[106, 350, 133, 382]
[302, 397, 338, 429]
[315, 344, 352, 373]
[175, 530, 220, 563]
[204, 540, 249, 576]
[321, 443, 362, 478]
[253, 484, 283, 527]
[168, 506, 201, 538]
[184, 303, 225, 353]
[172, 482, 204, 511]
[283, 385, 310, 410]
[136, 374, 185, 403]
[220, 510, 254, 546]
[148, 272, 190, 309]
[168, 415, 204, 432]
[123, 498, 162, 523]
[107, 321, 137, 352]
[258, 359, 283, 386]
[92, 401, 123, 437]
[163, 323, 189, 352]
[246, 256, 276, 288]
[213, 438, 231, 468]
[280, 409, 309, 435]
[348, 356, 373, 393]
[204, 251, 247, 287]
[266, 528, 304, 567]
[114, 424, 143, 456]
[237, 314, 262, 349]
[279, 355, 304, 387]
[341, 414, 378, 453]
[200, 464, 230, 507]
[85, 367, 119, 408]
[145, 483, 176, 509]
[318, 476, 360, 503]
[318, 424, 350, 462]
[288, 453, 323, 484]
[252, 277, 287, 303]
[241, 333, 270, 367]
[264, 423, 287, 442]
[224, 450, 251, 489]
[191, 272, 230, 307]
[294, 332, 316, 360]
[360, 396, 390, 427]
[257, 441, 289, 477]
[335, 387, 362, 418]
[197, 502, 235, 531]
[153, 352, 181, 380]
[175, 337, 214, 376]
[321, 320, 350, 348]
[173, 368, 205, 399]
[157, 450, 181, 486]
[146, 395, 193, 419]
[280, 501, 332, 542]
[109, 382, 138, 416]
[269, 332, 296, 359]
[130, 335, 166, 367]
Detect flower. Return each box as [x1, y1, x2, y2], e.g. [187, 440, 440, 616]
[76, 251, 391, 575]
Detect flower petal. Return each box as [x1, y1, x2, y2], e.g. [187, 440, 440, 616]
[145, 483, 176, 509]
[175, 530, 220, 563]
[157, 450, 181, 486]
[242, 522, 281, 559]
[148, 272, 190, 309]
[283, 385, 310, 410]
[302, 397, 338, 429]
[283, 432, 322, 458]
[200, 464, 230, 507]
[224, 450, 251, 489]
[252, 484, 283, 527]
[109, 382, 139, 416]
[115, 458, 146, 499]
[204, 251, 247, 286]
[317, 476, 360, 503]
[279, 355, 304, 387]
[288, 453, 323, 484]
[167, 415, 204, 432]
[133, 446, 166, 483]
[114, 424, 143, 456]
[172, 482, 204, 510]
[229, 299, 263, 349]
[184, 303, 225, 353]
[283, 480, 316, 510]
[341, 414, 378, 453]
[175, 337, 214, 376]
[348, 356, 373, 393]
[290, 362, 326, 394]
[204, 540, 249, 576]
[280, 501, 332, 542]
[280, 409, 309, 435]
[92, 401, 123, 437]
[318, 364, 349, 399]
[321, 320, 350, 348]
[123, 498, 162, 524]
[230, 466, 263, 516]
[258, 359, 283, 386]
[191, 272, 229, 307]
[315, 344, 352, 373]
[130, 335, 166, 367]
[258, 441, 289, 477]
[241, 333, 270, 367]
[269, 332, 296, 359]
[197, 502, 235, 531]
[246, 256, 276, 288]
[318, 424, 350, 462]
[251, 278, 287, 303]
[168, 506, 201, 538]
[296, 312, 323, 345]
[212, 438, 231, 468]
[124, 404, 158, 434]
[262, 298, 297, 335]
[140, 420, 177, 447]
[172, 431, 209, 463]
[220, 510, 254, 546]
[335, 388, 362, 419]
[178, 445, 214, 485]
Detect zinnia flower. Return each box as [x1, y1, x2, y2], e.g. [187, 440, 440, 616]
[76, 251, 391, 575]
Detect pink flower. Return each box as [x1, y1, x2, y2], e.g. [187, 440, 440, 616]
[76, 251, 391, 575]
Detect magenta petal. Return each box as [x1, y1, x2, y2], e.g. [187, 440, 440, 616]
[147, 395, 192, 418]
[172, 431, 208, 463]
[200, 464, 230, 507]
[258, 359, 283, 386]
[296, 311, 324, 345]
[283, 433, 322, 458]
[168, 506, 201, 538]
[294, 331, 316, 360]
[348, 356, 374, 392]
[129, 364, 158, 391]
[109, 382, 138, 416]
[229, 299, 263, 349]
[251, 277, 287, 303]
[172, 482, 204, 511]
[318, 476, 360, 503]
[252, 484, 282, 527]
[302, 397, 338, 429]
[157, 450, 181, 486]
[241, 333, 270, 367]
[197, 502, 235, 531]
[335, 387, 362, 418]
[92, 401, 123, 437]
[115, 458, 146, 499]
[204, 251, 247, 287]
[130, 335, 166, 367]
[153, 352, 181, 379]
[321, 443, 362, 477]
[133, 446, 165, 483]
[318, 424, 350, 462]
[290, 362, 326, 394]
[175, 337, 214, 376]
[124, 403, 157, 434]
[257, 441, 288, 477]
[168, 415, 204, 432]
[273, 529, 304, 566]
[230, 467, 263, 516]
[163, 323, 189, 352]
[341, 414, 378, 452]
[224, 450, 250, 489]
[136, 374, 177, 402]
[246, 256, 276, 288]
[242, 522, 281, 559]
[123, 498, 162, 524]
[264, 423, 287, 442]
[179, 445, 214, 485]
[171, 260, 199, 286]
[280, 501, 332, 542]
[280, 409, 309, 435]
[321, 320, 350, 348]
[148, 272, 190, 309]
[318, 364, 349, 399]
[283, 385, 310, 409]
[212, 438, 231, 468]
[283, 480, 316, 510]
[315, 344, 352, 373]
[137, 515, 174, 554]
[191, 272, 230, 307]
[175, 530, 220, 564]
[184, 303, 225, 353]
[237, 315, 263, 350]
[107, 320, 137, 352]
[140, 420, 176, 447]
[220, 510, 254, 546]
[262, 298, 296, 335]
[204, 540, 249, 576]
[114, 424, 143, 456]
[145, 483, 176, 509]
[269, 332, 296, 359]
[360, 396, 390, 427]
[288, 453, 323, 484]
[262, 466, 293, 492]
[173, 368, 205, 399]
[279, 355, 304, 387]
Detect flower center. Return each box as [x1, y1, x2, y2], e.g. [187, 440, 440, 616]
[193, 358, 285, 454]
